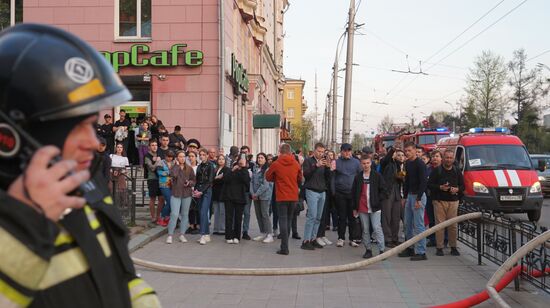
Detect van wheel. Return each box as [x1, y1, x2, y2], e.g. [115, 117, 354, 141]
[527, 209, 541, 222]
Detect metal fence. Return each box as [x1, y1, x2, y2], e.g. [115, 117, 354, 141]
[110, 165, 149, 226]
[458, 205, 550, 294]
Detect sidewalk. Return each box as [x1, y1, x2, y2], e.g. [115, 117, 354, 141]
[131, 210, 549, 308]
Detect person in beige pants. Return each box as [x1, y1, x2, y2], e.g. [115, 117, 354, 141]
[427, 149, 465, 256]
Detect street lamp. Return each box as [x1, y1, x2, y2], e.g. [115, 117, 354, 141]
[331, 31, 347, 151]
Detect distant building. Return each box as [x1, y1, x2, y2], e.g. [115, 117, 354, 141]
[283, 79, 307, 128]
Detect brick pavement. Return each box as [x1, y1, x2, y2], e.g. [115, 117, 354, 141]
[132, 210, 550, 308]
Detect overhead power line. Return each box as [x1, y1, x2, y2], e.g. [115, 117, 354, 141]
[381, 0, 512, 102]
[429, 0, 528, 69]
[389, 0, 529, 104]
[526, 49, 550, 62]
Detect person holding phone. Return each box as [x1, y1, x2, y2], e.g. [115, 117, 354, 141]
[166, 151, 196, 244]
[212, 154, 230, 235]
[222, 155, 251, 244]
[0, 24, 159, 307]
[301, 143, 331, 250]
[428, 149, 464, 256]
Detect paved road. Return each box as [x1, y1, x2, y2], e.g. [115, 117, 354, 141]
[502, 197, 550, 228]
[132, 210, 550, 308]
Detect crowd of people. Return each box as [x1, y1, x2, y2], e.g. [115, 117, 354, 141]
[94, 111, 465, 258]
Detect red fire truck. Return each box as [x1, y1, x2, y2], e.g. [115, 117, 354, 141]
[395, 128, 450, 153]
[373, 133, 397, 155]
[436, 127, 544, 221]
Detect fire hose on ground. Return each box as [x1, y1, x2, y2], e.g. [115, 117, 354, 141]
[132, 212, 482, 275]
[131, 212, 550, 307]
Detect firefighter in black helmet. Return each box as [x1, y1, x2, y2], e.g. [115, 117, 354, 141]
[0, 24, 160, 307]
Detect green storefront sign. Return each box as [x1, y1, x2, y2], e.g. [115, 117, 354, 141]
[231, 53, 249, 95]
[101, 44, 204, 72]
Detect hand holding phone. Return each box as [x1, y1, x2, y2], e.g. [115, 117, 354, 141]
[7, 146, 89, 222]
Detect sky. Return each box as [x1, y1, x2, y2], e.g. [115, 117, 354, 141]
[283, 0, 550, 138]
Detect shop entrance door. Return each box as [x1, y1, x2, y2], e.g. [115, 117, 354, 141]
[115, 101, 150, 124]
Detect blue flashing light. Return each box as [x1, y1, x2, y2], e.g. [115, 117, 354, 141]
[468, 127, 510, 134]
[436, 128, 448, 132]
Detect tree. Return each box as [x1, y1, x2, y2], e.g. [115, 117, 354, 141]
[289, 120, 314, 153]
[377, 115, 394, 133]
[465, 50, 508, 127]
[351, 133, 367, 151]
[508, 49, 548, 152]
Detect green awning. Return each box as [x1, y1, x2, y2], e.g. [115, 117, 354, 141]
[253, 114, 281, 129]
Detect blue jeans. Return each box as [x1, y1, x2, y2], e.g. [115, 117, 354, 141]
[168, 196, 192, 236]
[212, 200, 225, 233]
[242, 194, 252, 233]
[159, 187, 171, 218]
[198, 188, 212, 235]
[359, 211, 384, 251]
[404, 193, 427, 255]
[304, 189, 326, 241]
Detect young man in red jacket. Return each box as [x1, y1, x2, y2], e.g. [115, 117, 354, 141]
[266, 143, 303, 255]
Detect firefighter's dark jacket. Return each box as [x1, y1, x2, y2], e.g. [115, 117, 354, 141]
[0, 174, 160, 307]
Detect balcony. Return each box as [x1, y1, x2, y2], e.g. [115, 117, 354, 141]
[250, 16, 267, 47]
[237, 0, 257, 22]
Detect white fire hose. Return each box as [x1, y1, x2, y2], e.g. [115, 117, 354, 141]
[132, 212, 482, 276]
[486, 229, 550, 308]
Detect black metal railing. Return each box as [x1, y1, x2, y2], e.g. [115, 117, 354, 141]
[110, 165, 149, 226]
[457, 205, 550, 294]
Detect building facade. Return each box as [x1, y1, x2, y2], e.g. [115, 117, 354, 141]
[16, 0, 289, 153]
[283, 78, 307, 128]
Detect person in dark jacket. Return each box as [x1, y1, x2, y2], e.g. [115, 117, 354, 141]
[428, 149, 464, 257]
[222, 155, 251, 244]
[352, 155, 388, 258]
[332, 143, 362, 247]
[301, 143, 330, 250]
[398, 142, 428, 261]
[168, 125, 187, 152]
[97, 114, 114, 154]
[95, 137, 112, 182]
[379, 147, 405, 247]
[195, 148, 215, 245]
[212, 154, 230, 235]
[0, 23, 159, 307]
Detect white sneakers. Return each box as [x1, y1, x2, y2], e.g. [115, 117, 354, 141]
[350, 241, 359, 247]
[253, 234, 266, 241]
[226, 239, 234, 244]
[263, 234, 274, 243]
[336, 239, 345, 247]
[322, 237, 333, 245]
[197, 235, 211, 245]
[316, 238, 327, 247]
[167, 235, 187, 244]
[233, 238, 239, 244]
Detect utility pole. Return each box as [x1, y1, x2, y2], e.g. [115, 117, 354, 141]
[342, 0, 355, 144]
[331, 52, 338, 151]
[314, 71, 318, 141]
[327, 90, 332, 146]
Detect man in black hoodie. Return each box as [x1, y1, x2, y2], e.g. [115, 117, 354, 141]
[398, 142, 428, 261]
[380, 147, 405, 247]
